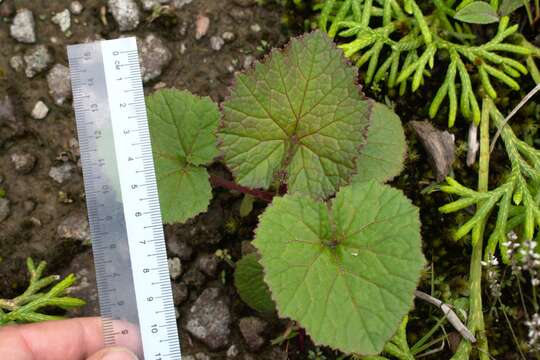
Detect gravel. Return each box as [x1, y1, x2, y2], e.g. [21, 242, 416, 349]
[11, 152, 37, 174]
[108, 0, 140, 31]
[197, 254, 219, 278]
[70, 1, 84, 15]
[9, 55, 24, 72]
[31, 101, 50, 120]
[0, 96, 16, 123]
[185, 288, 232, 350]
[52, 9, 71, 32]
[182, 267, 205, 288]
[57, 213, 91, 242]
[141, 0, 171, 11]
[173, 282, 188, 305]
[138, 33, 172, 83]
[24, 45, 53, 78]
[210, 36, 224, 51]
[49, 162, 75, 183]
[46, 64, 71, 105]
[239, 317, 267, 352]
[0, 199, 10, 223]
[10, 8, 36, 43]
[168, 257, 182, 280]
[195, 15, 210, 40]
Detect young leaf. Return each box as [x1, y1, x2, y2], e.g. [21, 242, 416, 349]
[220, 30, 371, 200]
[498, 0, 524, 16]
[234, 253, 275, 314]
[454, 2, 500, 24]
[147, 89, 219, 223]
[254, 180, 424, 355]
[353, 103, 406, 183]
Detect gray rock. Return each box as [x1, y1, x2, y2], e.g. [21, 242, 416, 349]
[210, 36, 224, 51]
[0, 96, 16, 123]
[138, 34, 172, 83]
[185, 288, 232, 350]
[173, 282, 188, 305]
[197, 254, 219, 278]
[11, 152, 37, 174]
[70, 1, 84, 15]
[250, 23, 261, 33]
[226, 344, 239, 358]
[239, 317, 267, 352]
[222, 31, 235, 42]
[172, 0, 193, 8]
[57, 213, 90, 242]
[31, 101, 49, 120]
[141, 0, 170, 11]
[168, 257, 182, 280]
[49, 162, 75, 183]
[243, 55, 255, 69]
[183, 267, 205, 288]
[108, 0, 140, 31]
[52, 9, 71, 32]
[9, 55, 24, 72]
[167, 237, 193, 260]
[10, 9, 36, 43]
[0, 199, 10, 223]
[24, 45, 53, 78]
[47, 64, 71, 105]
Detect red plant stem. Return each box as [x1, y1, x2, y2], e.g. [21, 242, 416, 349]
[209, 174, 274, 202]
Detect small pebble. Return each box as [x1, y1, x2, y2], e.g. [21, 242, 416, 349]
[70, 1, 84, 15]
[243, 55, 255, 69]
[250, 23, 261, 33]
[222, 31, 235, 42]
[168, 257, 182, 280]
[195, 15, 210, 40]
[11, 152, 37, 174]
[10, 8, 36, 43]
[0, 198, 10, 223]
[49, 162, 75, 183]
[173, 282, 188, 305]
[210, 36, 224, 51]
[9, 55, 24, 72]
[239, 317, 267, 352]
[141, 0, 170, 11]
[24, 45, 53, 78]
[138, 33, 172, 83]
[52, 9, 71, 32]
[57, 214, 91, 242]
[47, 64, 71, 105]
[226, 345, 239, 358]
[108, 0, 140, 31]
[31, 101, 50, 120]
[172, 0, 193, 8]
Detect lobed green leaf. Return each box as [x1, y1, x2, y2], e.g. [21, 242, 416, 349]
[254, 180, 424, 355]
[220, 31, 371, 200]
[147, 89, 219, 223]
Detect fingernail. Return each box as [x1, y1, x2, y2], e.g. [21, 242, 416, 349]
[100, 347, 139, 360]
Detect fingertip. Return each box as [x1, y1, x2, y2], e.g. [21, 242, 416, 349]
[87, 347, 139, 360]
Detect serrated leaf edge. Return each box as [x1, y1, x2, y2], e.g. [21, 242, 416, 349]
[217, 30, 375, 200]
[253, 182, 425, 355]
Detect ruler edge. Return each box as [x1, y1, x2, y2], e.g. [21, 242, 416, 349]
[67, 37, 181, 359]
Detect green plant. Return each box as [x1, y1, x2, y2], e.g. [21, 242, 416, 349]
[0, 258, 85, 325]
[440, 96, 540, 263]
[147, 31, 426, 356]
[314, 0, 540, 127]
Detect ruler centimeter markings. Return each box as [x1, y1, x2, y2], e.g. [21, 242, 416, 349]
[68, 37, 181, 360]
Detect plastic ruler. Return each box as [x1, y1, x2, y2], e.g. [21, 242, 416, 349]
[67, 37, 181, 360]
